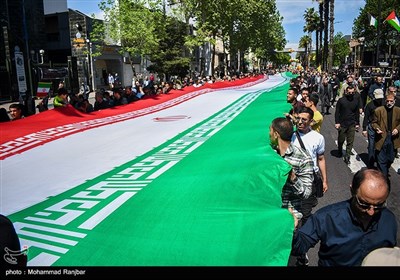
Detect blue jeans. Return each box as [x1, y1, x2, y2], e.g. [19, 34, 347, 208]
[377, 134, 395, 178]
[367, 124, 376, 168]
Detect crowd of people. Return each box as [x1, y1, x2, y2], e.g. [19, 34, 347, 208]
[275, 68, 400, 266]
[2, 67, 400, 267]
[0, 72, 262, 122]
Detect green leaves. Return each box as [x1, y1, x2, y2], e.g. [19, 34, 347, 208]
[93, 0, 286, 76]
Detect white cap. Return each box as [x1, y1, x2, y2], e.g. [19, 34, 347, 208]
[362, 247, 400, 266]
[373, 88, 384, 99]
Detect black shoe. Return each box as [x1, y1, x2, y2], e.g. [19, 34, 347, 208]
[344, 155, 350, 165]
[337, 151, 343, 158]
[295, 254, 309, 267]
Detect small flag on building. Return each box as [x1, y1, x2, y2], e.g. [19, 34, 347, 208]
[369, 14, 378, 28]
[36, 82, 52, 98]
[385, 10, 400, 32]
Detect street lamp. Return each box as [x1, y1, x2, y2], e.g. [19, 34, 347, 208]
[86, 39, 95, 91]
[30, 49, 45, 64]
[358, 37, 365, 71]
[39, 49, 45, 64]
[75, 23, 82, 39]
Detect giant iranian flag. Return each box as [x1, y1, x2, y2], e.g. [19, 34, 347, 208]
[1, 74, 294, 266]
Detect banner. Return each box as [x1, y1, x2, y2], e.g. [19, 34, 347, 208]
[14, 48, 27, 95]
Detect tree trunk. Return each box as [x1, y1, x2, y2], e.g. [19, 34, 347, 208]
[318, 2, 324, 67]
[316, 30, 319, 67]
[308, 32, 312, 69]
[328, 0, 334, 72]
[323, 0, 329, 71]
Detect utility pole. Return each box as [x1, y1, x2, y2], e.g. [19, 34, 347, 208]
[86, 39, 95, 91]
[354, 41, 357, 75]
[89, 42, 95, 92]
[22, 0, 35, 115]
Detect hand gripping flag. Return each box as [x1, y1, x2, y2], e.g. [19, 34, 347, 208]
[385, 10, 400, 32]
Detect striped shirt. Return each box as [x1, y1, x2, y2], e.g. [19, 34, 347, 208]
[281, 143, 314, 219]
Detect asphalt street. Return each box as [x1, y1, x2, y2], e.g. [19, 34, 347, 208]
[306, 106, 400, 266]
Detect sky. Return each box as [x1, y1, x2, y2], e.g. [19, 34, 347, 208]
[67, 0, 366, 50]
[276, 0, 365, 50]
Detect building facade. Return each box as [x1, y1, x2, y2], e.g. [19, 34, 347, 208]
[0, 0, 46, 102]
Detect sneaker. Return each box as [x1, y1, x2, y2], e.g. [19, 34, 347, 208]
[344, 155, 350, 165]
[295, 253, 309, 266]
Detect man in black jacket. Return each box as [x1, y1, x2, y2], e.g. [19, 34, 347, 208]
[335, 85, 361, 164]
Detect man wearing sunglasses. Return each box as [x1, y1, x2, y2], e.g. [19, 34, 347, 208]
[290, 168, 397, 266]
[371, 90, 400, 184]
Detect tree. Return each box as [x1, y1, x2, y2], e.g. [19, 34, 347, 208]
[94, 0, 164, 79]
[323, 0, 329, 71]
[192, 0, 285, 74]
[98, 0, 162, 58]
[299, 35, 312, 68]
[317, 1, 324, 67]
[353, 0, 400, 66]
[303, 7, 320, 67]
[270, 52, 291, 68]
[331, 32, 350, 67]
[147, 17, 191, 80]
[328, 0, 335, 72]
[94, 0, 286, 79]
